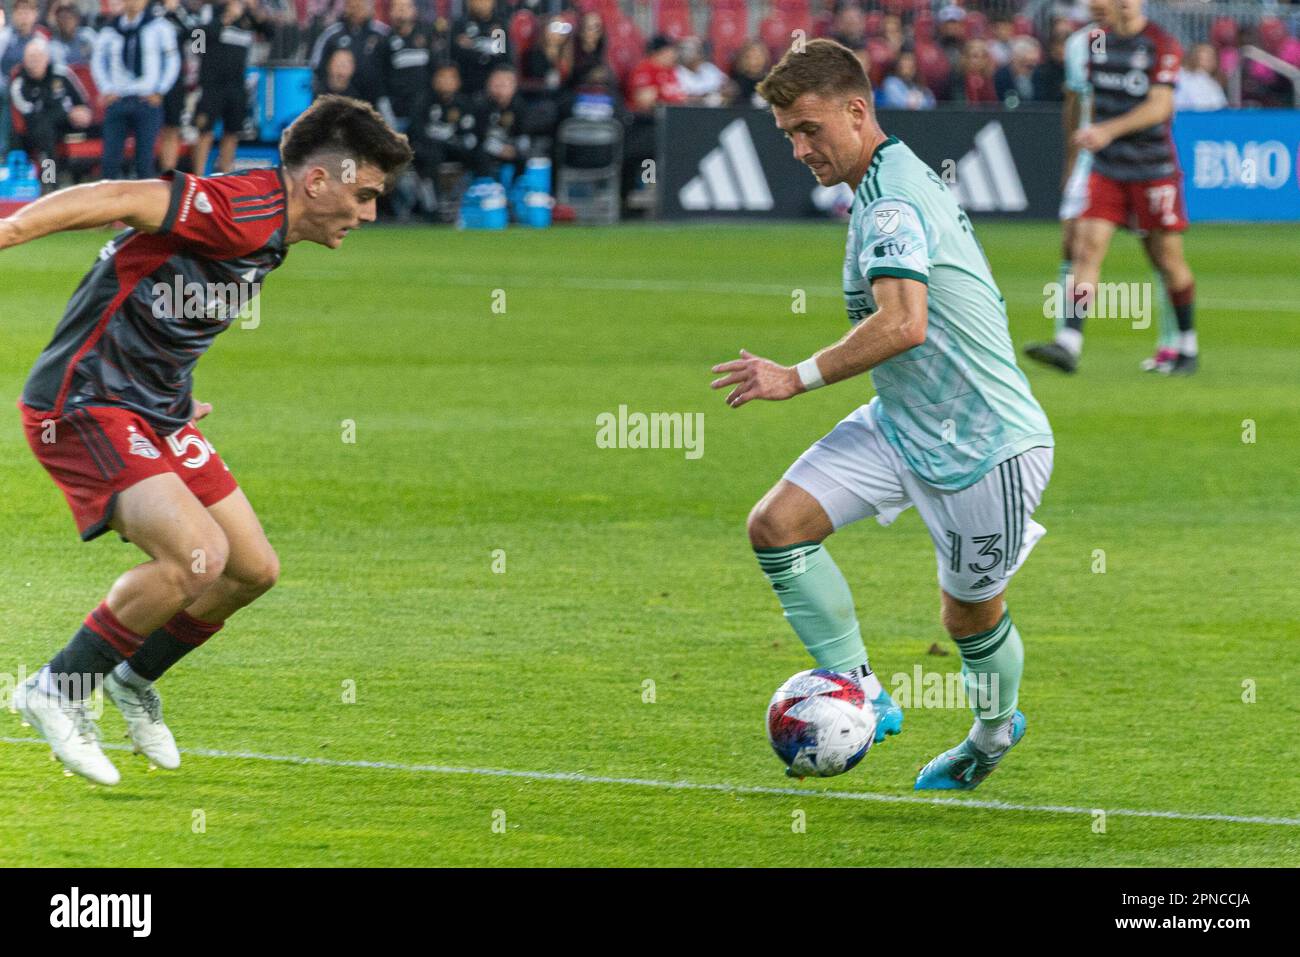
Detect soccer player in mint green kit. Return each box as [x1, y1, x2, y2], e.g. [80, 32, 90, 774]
[710, 39, 1054, 790]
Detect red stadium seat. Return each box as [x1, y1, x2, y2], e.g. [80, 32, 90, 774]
[1258, 17, 1288, 54]
[606, 13, 645, 83]
[709, 5, 749, 69]
[865, 37, 894, 85]
[67, 63, 105, 126]
[760, 11, 812, 59]
[656, 0, 694, 41]
[1210, 16, 1238, 49]
[575, 0, 620, 28]
[509, 9, 538, 64]
[912, 11, 934, 43]
[914, 41, 951, 97]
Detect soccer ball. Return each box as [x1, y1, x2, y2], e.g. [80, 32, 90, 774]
[766, 669, 876, 778]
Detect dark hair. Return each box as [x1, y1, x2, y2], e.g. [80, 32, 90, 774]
[757, 38, 872, 109]
[280, 95, 412, 187]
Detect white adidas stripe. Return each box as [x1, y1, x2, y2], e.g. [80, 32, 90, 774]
[680, 119, 774, 212]
[955, 122, 1029, 213]
[3, 736, 1296, 828]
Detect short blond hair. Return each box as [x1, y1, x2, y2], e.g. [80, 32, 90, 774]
[757, 39, 873, 109]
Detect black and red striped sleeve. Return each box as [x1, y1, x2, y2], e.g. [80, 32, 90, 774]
[1150, 26, 1182, 87]
[158, 170, 287, 258]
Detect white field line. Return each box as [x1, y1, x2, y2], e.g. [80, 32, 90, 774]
[292, 269, 1291, 313]
[3, 735, 1297, 827]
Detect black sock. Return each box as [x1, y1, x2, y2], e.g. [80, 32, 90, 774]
[127, 629, 200, 682]
[47, 625, 123, 700]
[1172, 294, 1194, 333]
[1064, 285, 1089, 333]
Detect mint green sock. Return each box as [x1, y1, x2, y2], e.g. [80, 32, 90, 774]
[1054, 259, 1072, 335]
[952, 612, 1023, 722]
[1155, 272, 1177, 349]
[755, 542, 867, 673]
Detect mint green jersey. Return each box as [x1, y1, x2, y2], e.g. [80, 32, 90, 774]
[1064, 23, 1096, 173]
[1064, 24, 1096, 113]
[842, 135, 1053, 490]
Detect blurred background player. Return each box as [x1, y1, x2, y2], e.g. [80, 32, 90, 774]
[474, 63, 528, 178]
[409, 61, 477, 217]
[376, 0, 435, 133]
[451, 0, 510, 98]
[156, 0, 198, 175]
[1024, 0, 1198, 375]
[1047, 0, 1179, 374]
[710, 41, 1054, 792]
[309, 0, 389, 106]
[4, 96, 411, 786]
[191, 0, 275, 175]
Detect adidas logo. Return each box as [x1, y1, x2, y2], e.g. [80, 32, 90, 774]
[951, 122, 1027, 213]
[970, 575, 997, 589]
[679, 119, 774, 212]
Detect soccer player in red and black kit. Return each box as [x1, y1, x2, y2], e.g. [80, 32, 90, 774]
[1024, 0, 1199, 375]
[5, 96, 411, 786]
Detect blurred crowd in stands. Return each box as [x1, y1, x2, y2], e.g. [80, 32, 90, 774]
[1, 0, 1298, 210]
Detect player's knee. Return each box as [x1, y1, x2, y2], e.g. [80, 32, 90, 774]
[747, 499, 798, 549]
[941, 593, 1002, 639]
[239, 550, 280, 595]
[1074, 239, 1103, 267]
[162, 538, 228, 601]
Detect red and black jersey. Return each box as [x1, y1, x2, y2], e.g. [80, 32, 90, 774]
[1087, 20, 1183, 181]
[22, 167, 289, 436]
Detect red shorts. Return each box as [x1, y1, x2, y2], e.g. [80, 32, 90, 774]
[1081, 170, 1189, 233]
[20, 402, 239, 541]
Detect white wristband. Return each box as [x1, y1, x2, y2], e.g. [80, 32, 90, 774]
[796, 357, 826, 392]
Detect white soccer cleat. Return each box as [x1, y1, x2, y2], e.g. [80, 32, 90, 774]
[14, 674, 121, 786]
[104, 672, 181, 770]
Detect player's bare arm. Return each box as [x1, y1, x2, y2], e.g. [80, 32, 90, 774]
[709, 277, 927, 408]
[0, 180, 172, 250]
[1073, 85, 1173, 152]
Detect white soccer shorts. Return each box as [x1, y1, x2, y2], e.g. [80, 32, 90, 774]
[783, 404, 1054, 603]
[1058, 151, 1093, 222]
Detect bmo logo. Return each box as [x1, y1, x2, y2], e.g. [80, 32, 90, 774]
[1192, 139, 1293, 190]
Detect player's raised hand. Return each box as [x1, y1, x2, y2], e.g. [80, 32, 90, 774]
[710, 349, 802, 408]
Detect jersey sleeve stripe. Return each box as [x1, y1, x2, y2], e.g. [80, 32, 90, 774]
[231, 209, 285, 223]
[867, 266, 928, 285]
[231, 191, 284, 204]
[159, 175, 187, 235]
[228, 199, 284, 214]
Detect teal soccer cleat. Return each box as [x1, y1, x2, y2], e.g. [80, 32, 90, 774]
[870, 689, 904, 744]
[913, 710, 1026, 791]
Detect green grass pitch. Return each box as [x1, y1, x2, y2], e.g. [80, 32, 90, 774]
[1, 220, 1296, 866]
